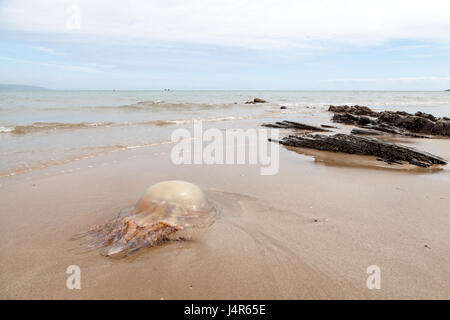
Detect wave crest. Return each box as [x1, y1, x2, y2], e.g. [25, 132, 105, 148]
[0, 115, 258, 135]
[4, 122, 114, 134]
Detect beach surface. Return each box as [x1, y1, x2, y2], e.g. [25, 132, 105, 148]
[1, 91, 449, 299]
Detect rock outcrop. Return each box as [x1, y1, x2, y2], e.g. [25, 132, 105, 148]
[270, 133, 447, 168]
[329, 105, 450, 137]
[262, 120, 330, 132]
[245, 98, 267, 104]
[350, 128, 385, 136]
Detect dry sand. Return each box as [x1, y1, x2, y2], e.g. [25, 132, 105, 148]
[0, 121, 449, 299]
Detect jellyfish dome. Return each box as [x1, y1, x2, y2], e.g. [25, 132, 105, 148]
[74, 180, 215, 258]
[134, 180, 210, 213]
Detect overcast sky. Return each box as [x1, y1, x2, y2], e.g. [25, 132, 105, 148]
[1, 0, 450, 90]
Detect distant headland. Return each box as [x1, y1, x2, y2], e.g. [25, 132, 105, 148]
[0, 84, 50, 91]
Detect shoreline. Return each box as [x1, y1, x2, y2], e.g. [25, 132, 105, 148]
[1, 113, 449, 299]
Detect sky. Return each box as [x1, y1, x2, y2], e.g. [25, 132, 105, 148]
[0, 0, 450, 90]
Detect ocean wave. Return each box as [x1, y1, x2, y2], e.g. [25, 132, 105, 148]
[118, 100, 243, 111]
[139, 115, 254, 126]
[14, 101, 245, 112]
[2, 122, 115, 134]
[0, 126, 14, 133]
[0, 115, 260, 135]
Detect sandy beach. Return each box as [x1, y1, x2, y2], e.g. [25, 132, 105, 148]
[1, 112, 449, 300]
[2, 0, 450, 305]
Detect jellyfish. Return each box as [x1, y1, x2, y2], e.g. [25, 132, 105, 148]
[73, 180, 216, 258]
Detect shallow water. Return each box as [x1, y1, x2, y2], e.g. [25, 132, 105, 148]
[1, 126, 449, 299]
[1, 90, 449, 177]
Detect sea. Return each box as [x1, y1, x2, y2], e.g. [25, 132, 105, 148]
[1, 90, 449, 177]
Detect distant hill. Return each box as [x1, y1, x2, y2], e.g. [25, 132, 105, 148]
[0, 84, 50, 91]
[446, 89, 450, 91]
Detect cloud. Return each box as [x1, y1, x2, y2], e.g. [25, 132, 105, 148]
[27, 45, 61, 55]
[1, 0, 450, 50]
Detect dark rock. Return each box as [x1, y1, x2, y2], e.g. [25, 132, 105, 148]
[270, 133, 447, 168]
[245, 98, 267, 104]
[361, 123, 431, 138]
[331, 112, 360, 124]
[381, 113, 431, 131]
[329, 105, 450, 137]
[328, 105, 349, 112]
[431, 120, 450, 136]
[329, 105, 378, 117]
[280, 106, 287, 109]
[254, 98, 267, 103]
[415, 111, 437, 122]
[351, 128, 385, 136]
[262, 120, 331, 132]
[321, 124, 338, 129]
[357, 116, 372, 125]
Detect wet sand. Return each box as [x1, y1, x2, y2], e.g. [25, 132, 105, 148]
[1, 119, 450, 299]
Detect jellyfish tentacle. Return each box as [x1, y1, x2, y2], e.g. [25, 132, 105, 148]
[79, 216, 181, 257]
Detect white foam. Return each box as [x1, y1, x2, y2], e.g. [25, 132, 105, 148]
[0, 126, 13, 133]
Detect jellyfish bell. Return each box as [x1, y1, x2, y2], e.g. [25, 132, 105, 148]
[132, 180, 215, 228]
[74, 180, 215, 258]
[135, 180, 209, 213]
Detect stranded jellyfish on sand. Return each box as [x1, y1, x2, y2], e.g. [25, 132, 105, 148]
[74, 180, 216, 258]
